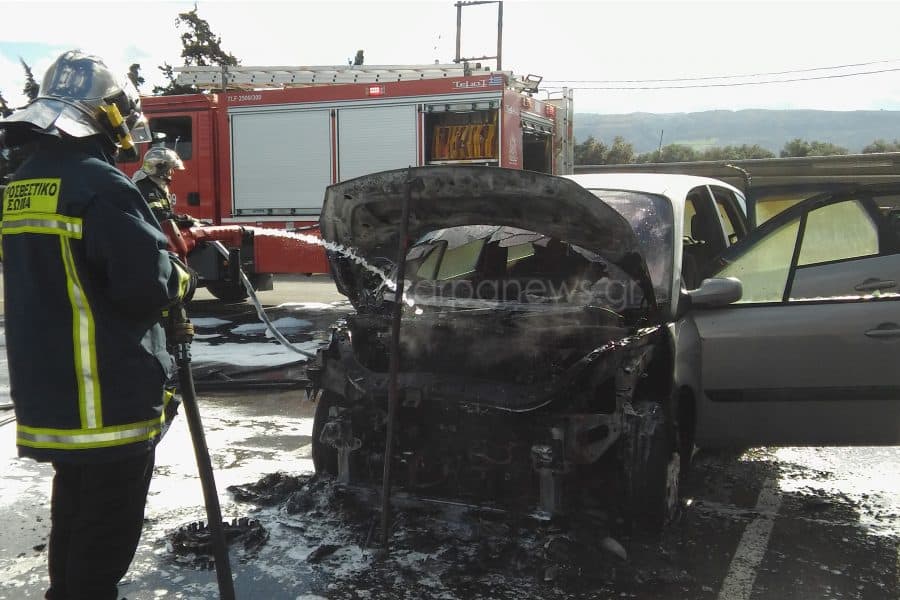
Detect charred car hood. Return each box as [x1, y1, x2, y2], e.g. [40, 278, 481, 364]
[320, 166, 656, 309]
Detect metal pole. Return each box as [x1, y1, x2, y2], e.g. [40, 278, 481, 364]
[496, 1, 503, 70]
[455, 2, 462, 63]
[172, 304, 236, 600]
[379, 173, 414, 554]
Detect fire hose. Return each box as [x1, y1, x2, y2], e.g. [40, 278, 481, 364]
[167, 302, 237, 600]
[207, 240, 317, 359]
[162, 220, 319, 360]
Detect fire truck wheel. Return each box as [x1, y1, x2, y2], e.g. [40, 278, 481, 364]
[205, 281, 250, 303]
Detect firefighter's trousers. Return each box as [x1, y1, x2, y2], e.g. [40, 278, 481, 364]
[44, 450, 156, 600]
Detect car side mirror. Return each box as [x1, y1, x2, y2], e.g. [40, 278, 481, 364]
[687, 277, 743, 308]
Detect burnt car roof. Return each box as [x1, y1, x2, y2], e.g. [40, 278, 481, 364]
[320, 166, 656, 308]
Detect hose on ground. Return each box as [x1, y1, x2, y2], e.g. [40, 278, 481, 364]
[208, 241, 318, 359]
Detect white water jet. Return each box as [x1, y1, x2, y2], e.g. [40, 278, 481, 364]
[247, 227, 397, 290]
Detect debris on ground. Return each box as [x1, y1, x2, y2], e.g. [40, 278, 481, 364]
[227, 471, 313, 506]
[166, 517, 269, 568]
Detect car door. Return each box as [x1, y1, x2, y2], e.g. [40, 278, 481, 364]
[692, 186, 900, 446]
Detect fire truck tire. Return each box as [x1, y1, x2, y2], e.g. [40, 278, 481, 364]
[205, 281, 250, 303]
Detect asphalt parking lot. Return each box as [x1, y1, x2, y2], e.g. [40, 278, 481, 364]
[0, 276, 897, 599]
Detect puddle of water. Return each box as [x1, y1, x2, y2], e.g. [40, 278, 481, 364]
[774, 447, 900, 537]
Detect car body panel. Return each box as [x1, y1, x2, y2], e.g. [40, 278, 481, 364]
[693, 298, 900, 445]
[693, 185, 900, 446]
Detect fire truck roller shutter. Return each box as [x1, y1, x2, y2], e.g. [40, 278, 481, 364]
[230, 109, 332, 216]
[337, 105, 417, 181]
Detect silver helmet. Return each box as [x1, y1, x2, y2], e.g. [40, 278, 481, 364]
[138, 146, 185, 182]
[0, 50, 151, 155]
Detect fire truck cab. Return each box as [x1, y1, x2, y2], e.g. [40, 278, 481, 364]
[118, 64, 573, 301]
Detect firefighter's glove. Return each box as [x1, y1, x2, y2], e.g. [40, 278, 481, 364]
[174, 213, 202, 228]
[169, 254, 198, 303]
[163, 306, 195, 345]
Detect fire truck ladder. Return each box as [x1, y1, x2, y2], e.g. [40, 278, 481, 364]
[175, 64, 533, 91]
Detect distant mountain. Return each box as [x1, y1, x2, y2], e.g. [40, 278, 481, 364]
[574, 109, 900, 154]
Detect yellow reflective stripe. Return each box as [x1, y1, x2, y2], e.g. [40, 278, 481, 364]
[147, 200, 166, 210]
[16, 390, 175, 450]
[0, 214, 83, 238]
[174, 263, 191, 300]
[60, 237, 102, 428]
[17, 419, 162, 449]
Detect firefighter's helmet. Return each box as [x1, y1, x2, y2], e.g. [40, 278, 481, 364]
[140, 147, 185, 182]
[0, 50, 151, 158]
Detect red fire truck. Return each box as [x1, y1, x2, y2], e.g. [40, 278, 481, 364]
[119, 63, 573, 301]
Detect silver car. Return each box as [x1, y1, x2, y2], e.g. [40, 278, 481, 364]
[567, 173, 900, 448]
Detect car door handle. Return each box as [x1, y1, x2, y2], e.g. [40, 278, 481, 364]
[865, 323, 900, 339]
[854, 278, 896, 292]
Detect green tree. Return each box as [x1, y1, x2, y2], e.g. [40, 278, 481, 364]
[154, 63, 198, 96]
[574, 135, 634, 165]
[699, 144, 775, 160]
[636, 143, 698, 163]
[780, 138, 848, 158]
[605, 136, 635, 164]
[21, 58, 39, 101]
[154, 6, 240, 95]
[574, 136, 608, 165]
[0, 90, 12, 117]
[861, 139, 900, 153]
[127, 63, 145, 91]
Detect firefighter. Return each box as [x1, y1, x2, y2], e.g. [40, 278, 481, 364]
[132, 146, 186, 223]
[0, 50, 196, 600]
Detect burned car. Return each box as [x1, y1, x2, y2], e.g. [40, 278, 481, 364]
[308, 167, 697, 528]
[309, 166, 900, 527]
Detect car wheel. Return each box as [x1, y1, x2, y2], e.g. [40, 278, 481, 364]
[623, 400, 681, 531]
[311, 392, 339, 476]
[205, 280, 250, 303]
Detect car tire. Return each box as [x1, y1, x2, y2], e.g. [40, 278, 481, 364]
[205, 280, 250, 303]
[623, 400, 681, 532]
[311, 392, 339, 476]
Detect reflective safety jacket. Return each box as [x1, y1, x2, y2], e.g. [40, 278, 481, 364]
[0, 136, 189, 464]
[133, 172, 174, 224]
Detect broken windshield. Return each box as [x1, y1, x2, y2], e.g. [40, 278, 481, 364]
[585, 190, 674, 305]
[397, 225, 647, 312]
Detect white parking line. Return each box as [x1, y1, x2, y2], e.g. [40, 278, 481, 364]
[717, 479, 783, 600]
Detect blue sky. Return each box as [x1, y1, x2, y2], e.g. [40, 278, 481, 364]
[2, 0, 900, 115]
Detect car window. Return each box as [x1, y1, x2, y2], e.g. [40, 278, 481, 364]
[435, 237, 485, 280]
[148, 116, 193, 160]
[710, 186, 747, 246]
[586, 190, 674, 306]
[402, 225, 646, 311]
[717, 217, 801, 303]
[754, 194, 811, 225]
[789, 196, 899, 300]
[683, 198, 697, 239]
[797, 200, 879, 266]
